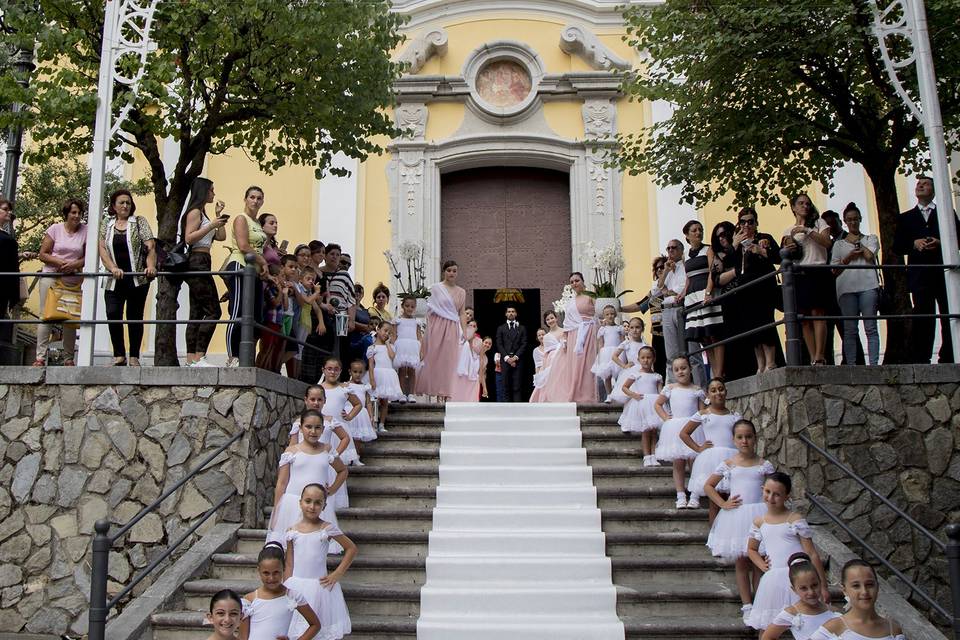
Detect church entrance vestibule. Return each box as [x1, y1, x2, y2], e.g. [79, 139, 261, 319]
[440, 166, 572, 315]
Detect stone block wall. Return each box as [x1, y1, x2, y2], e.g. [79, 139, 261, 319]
[0, 367, 306, 636]
[726, 365, 960, 624]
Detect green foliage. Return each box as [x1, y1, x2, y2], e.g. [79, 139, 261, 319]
[616, 0, 960, 210]
[13, 159, 151, 258]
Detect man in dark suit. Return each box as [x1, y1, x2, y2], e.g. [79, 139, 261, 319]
[893, 176, 960, 364]
[495, 306, 528, 402]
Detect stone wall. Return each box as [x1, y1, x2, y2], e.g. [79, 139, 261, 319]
[727, 365, 960, 625]
[0, 367, 306, 636]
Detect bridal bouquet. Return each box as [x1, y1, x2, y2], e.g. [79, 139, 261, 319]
[584, 241, 632, 298]
[384, 241, 430, 299]
[553, 285, 576, 317]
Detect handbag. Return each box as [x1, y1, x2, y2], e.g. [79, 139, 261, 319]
[159, 240, 189, 272]
[42, 280, 82, 323]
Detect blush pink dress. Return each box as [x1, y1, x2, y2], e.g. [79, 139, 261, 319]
[415, 283, 466, 398]
[540, 295, 599, 403]
[450, 333, 482, 402]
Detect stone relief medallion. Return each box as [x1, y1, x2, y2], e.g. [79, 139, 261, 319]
[475, 60, 532, 108]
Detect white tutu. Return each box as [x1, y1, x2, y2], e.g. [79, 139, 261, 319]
[688, 446, 737, 497]
[655, 417, 703, 460]
[392, 338, 421, 369]
[591, 346, 622, 380]
[618, 396, 663, 433]
[267, 492, 342, 554]
[707, 501, 768, 559]
[321, 423, 359, 466]
[343, 384, 378, 442]
[607, 367, 632, 404]
[285, 527, 351, 639]
[747, 567, 794, 630]
[370, 366, 404, 401]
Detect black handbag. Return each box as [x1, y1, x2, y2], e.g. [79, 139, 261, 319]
[159, 240, 189, 272]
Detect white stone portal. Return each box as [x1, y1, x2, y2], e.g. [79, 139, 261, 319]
[417, 402, 625, 639]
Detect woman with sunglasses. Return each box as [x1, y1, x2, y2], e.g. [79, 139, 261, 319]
[733, 208, 781, 372]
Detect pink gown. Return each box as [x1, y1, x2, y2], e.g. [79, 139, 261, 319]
[529, 331, 566, 403]
[540, 295, 599, 403]
[449, 332, 482, 402]
[415, 283, 466, 398]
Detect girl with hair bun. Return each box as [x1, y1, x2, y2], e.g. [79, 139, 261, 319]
[761, 552, 839, 639]
[239, 543, 320, 640]
[746, 472, 829, 631]
[206, 589, 243, 640]
[810, 559, 904, 640]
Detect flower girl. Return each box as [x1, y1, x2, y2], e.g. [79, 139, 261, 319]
[617, 346, 663, 466]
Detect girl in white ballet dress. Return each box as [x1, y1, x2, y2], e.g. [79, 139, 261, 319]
[268, 410, 348, 555]
[704, 418, 774, 620]
[592, 304, 624, 398]
[809, 558, 904, 640]
[284, 483, 357, 640]
[746, 472, 829, 631]
[368, 323, 404, 429]
[679, 378, 740, 514]
[617, 346, 663, 467]
[239, 543, 320, 640]
[393, 296, 422, 402]
[344, 360, 378, 460]
[319, 364, 362, 512]
[761, 552, 839, 640]
[654, 355, 706, 508]
[608, 317, 647, 404]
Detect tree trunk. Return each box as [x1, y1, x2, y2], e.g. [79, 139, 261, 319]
[866, 165, 912, 364]
[153, 186, 190, 366]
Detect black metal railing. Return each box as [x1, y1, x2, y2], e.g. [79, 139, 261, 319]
[87, 428, 244, 640]
[799, 433, 960, 638]
[0, 253, 340, 367]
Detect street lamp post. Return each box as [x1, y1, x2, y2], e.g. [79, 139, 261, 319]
[1, 48, 35, 210]
[873, 0, 960, 364]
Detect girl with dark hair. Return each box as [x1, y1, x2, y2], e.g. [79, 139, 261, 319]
[746, 472, 829, 631]
[181, 177, 228, 367]
[416, 260, 467, 400]
[206, 589, 243, 640]
[98, 190, 157, 366]
[224, 186, 267, 366]
[239, 543, 320, 640]
[529, 309, 566, 402]
[654, 355, 706, 507]
[680, 378, 740, 514]
[732, 207, 781, 372]
[540, 271, 599, 402]
[811, 560, 904, 639]
[782, 194, 833, 364]
[761, 552, 839, 640]
[258, 213, 281, 267]
[283, 483, 356, 639]
[35, 198, 87, 366]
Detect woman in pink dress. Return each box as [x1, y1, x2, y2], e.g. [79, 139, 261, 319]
[529, 310, 566, 403]
[540, 272, 599, 402]
[415, 260, 466, 400]
[450, 319, 483, 401]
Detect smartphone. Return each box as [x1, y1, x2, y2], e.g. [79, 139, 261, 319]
[218, 213, 230, 220]
[854, 241, 861, 250]
[279, 239, 289, 252]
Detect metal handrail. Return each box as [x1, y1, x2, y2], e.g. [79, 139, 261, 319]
[88, 428, 244, 640]
[685, 319, 784, 358]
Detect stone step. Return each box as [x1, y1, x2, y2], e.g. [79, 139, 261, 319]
[207, 553, 425, 585]
[615, 580, 741, 617]
[620, 614, 755, 638]
[151, 611, 417, 639]
[345, 464, 440, 490]
[361, 443, 440, 459]
[597, 486, 685, 509]
[439, 465, 594, 486]
[178, 579, 421, 618]
[236, 528, 429, 556]
[601, 508, 712, 534]
[612, 557, 735, 585]
[370, 424, 442, 438]
[605, 531, 710, 557]
[261, 506, 435, 533]
[346, 485, 437, 508]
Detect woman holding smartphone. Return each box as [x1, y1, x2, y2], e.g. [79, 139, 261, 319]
[830, 203, 881, 365]
[182, 177, 230, 367]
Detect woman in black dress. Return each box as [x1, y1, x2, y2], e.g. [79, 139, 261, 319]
[702, 221, 739, 379]
[733, 207, 781, 372]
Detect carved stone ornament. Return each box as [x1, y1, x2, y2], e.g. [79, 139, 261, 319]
[583, 99, 615, 139]
[396, 28, 449, 75]
[559, 25, 630, 71]
[396, 103, 428, 140]
[399, 161, 424, 217]
[587, 151, 609, 216]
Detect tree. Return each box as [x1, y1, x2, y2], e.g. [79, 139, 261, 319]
[0, 0, 405, 364]
[14, 159, 151, 260]
[616, 0, 960, 363]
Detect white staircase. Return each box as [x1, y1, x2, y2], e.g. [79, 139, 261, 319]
[417, 403, 625, 639]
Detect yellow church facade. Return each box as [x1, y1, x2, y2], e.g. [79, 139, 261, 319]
[116, 0, 914, 359]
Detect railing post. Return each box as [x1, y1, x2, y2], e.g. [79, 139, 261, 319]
[947, 523, 960, 640]
[780, 256, 803, 366]
[238, 253, 257, 367]
[88, 520, 111, 640]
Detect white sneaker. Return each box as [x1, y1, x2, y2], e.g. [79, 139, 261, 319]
[406, 394, 417, 403]
[183, 360, 195, 367]
[193, 357, 215, 368]
[352, 460, 365, 467]
[685, 495, 701, 509]
[603, 396, 613, 404]
[377, 423, 388, 433]
[741, 604, 753, 625]
[675, 494, 688, 509]
[647, 455, 660, 467]
[225, 357, 239, 368]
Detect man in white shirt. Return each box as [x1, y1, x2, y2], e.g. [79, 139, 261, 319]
[653, 240, 705, 385]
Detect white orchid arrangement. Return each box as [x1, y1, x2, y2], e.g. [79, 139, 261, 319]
[384, 241, 430, 299]
[553, 284, 576, 317]
[584, 241, 632, 299]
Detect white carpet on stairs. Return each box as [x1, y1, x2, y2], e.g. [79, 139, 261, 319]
[417, 403, 625, 640]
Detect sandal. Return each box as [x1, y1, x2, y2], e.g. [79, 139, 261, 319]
[128, 357, 141, 367]
[32, 358, 45, 367]
[813, 359, 826, 366]
[111, 357, 127, 367]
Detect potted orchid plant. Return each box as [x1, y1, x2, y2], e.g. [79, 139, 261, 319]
[584, 241, 632, 318]
[384, 241, 431, 317]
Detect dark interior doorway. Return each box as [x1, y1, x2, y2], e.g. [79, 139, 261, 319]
[473, 288, 541, 402]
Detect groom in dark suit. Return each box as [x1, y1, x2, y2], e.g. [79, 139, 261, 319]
[495, 306, 528, 402]
[893, 176, 960, 364]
